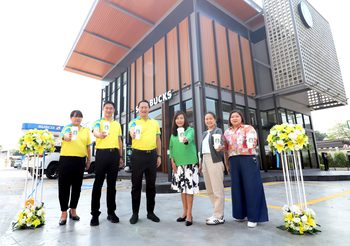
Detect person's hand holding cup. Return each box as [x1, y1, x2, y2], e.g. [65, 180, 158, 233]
[177, 127, 185, 143]
[71, 126, 78, 141]
[134, 125, 142, 140]
[213, 134, 222, 150]
[63, 132, 72, 142]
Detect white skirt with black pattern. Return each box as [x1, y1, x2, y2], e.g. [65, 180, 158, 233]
[171, 164, 199, 194]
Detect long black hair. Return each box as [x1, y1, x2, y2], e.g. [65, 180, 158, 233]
[228, 109, 245, 127]
[171, 111, 189, 136]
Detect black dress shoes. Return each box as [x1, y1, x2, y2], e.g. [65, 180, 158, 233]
[59, 219, 67, 226]
[176, 216, 187, 222]
[107, 213, 120, 223]
[147, 213, 160, 223]
[90, 216, 99, 226]
[129, 214, 139, 224]
[185, 217, 193, 226]
[185, 220, 193, 226]
[69, 211, 80, 221]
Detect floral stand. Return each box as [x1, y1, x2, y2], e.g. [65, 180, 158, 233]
[267, 124, 321, 235]
[12, 129, 55, 230]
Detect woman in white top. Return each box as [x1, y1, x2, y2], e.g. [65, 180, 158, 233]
[199, 112, 228, 225]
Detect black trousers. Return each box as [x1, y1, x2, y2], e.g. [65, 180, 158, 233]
[91, 149, 120, 216]
[131, 150, 157, 214]
[58, 156, 85, 212]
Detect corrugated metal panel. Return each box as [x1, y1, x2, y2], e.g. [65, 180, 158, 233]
[214, 0, 259, 22]
[167, 26, 179, 91]
[66, 52, 112, 77]
[200, 15, 218, 85]
[154, 38, 166, 96]
[76, 32, 127, 64]
[144, 47, 154, 101]
[86, 1, 151, 47]
[240, 36, 255, 96]
[215, 22, 231, 90]
[179, 17, 191, 88]
[228, 30, 244, 94]
[110, 0, 178, 23]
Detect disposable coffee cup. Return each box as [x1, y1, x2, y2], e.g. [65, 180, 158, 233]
[177, 127, 185, 143]
[103, 121, 110, 135]
[212, 134, 221, 149]
[246, 133, 255, 148]
[135, 125, 141, 140]
[71, 126, 78, 141]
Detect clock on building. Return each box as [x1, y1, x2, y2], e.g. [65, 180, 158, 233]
[298, 1, 313, 28]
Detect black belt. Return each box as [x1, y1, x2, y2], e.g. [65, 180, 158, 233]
[97, 148, 118, 152]
[132, 149, 156, 154]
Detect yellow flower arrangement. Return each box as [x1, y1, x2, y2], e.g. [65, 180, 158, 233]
[12, 200, 45, 230]
[18, 129, 55, 155]
[278, 205, 321, 235]
[267, 123, 309, 153]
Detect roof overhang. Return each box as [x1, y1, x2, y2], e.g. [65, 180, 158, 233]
[64, 0, 264, 81]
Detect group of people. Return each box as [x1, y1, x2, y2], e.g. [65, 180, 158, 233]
[57, 99, 268, 229]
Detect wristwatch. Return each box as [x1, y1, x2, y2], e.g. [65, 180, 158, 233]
[157, 155, 161, 157]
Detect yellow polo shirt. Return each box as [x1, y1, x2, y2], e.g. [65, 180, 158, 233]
[93, 118, 122, 149]
[60, 125, 91, 157]
[128, 117, 160, 150]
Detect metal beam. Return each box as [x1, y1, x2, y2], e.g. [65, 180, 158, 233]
[106, 0, 155, 26]
[65, 66, 103, 78]
[244, 12, 263, 24]
[85, 30, 130, 50]
[74, 51, 114, 65]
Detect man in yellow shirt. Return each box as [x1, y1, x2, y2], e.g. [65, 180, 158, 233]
[128, 100, 162, 224]
[90, 101, 124, 226]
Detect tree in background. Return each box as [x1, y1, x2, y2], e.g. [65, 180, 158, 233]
[315, 131, 327, 141]
[326, 122, 350, 140]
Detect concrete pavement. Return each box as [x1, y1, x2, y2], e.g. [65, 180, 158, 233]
[1, 168, 350, 246]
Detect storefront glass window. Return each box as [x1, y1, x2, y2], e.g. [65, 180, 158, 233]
[261, 111, 268, 127]
[304, 115, 311, 129]
[279, 109, 288, 123]
[249, 109, 257, 127]
[184, 100, 194, 126]
[206, 98, 217, 116]
[296, 113, 303, 126]
[149, 108, 162, 126]
[222, 102, 232, 130]
[287, 111, 296, 124]
[267, 110, 276, 126]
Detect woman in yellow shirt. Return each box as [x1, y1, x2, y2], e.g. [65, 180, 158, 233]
[58, 110, 91, 225]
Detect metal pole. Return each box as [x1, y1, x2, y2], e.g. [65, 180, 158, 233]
[297, 151, 308, 209]
[283, 151, 294, 206]
[23, 155, 30, 205]
[281, 152, 291, 206]
[293, 151, 303, 209]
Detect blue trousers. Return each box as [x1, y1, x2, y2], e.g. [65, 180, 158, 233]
[229, 155, 268, 222]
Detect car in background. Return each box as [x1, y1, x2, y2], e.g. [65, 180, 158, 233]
[26, 145, 96, 179]
[13, 160, 22, 169]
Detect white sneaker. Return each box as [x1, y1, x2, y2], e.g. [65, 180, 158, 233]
[206, 216, 214, 222]
[206, 216, 225, 225]
[247, 221, 257, 228]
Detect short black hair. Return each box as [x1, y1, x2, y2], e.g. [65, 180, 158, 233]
[70, 110, 83, 118]
[228, 109, 245, 127]
[137, 100, 150, 108]
[103, 101, 115, 108]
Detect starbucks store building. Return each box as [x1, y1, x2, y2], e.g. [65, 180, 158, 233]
[64, 0, 347, 173]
